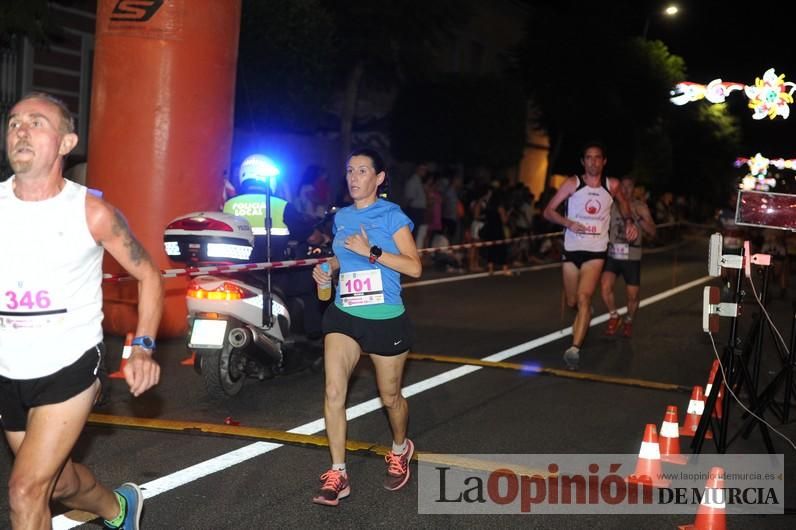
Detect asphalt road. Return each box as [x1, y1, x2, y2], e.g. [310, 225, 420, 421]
[1, 235, 795, 529]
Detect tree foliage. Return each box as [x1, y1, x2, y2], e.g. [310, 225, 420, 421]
[317, 0, 470, 164]
[513, 0, 741, 208]
[668, 103, 741, 199]
[319, 0, 468, 88]
[620, 39, 686, 128]
[516, 3, 686, 180]
[237, 0, 470, 165]
[391, 75, 526, 168]
[236, 0, 337, 132]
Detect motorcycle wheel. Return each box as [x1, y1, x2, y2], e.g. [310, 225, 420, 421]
[201, 342, 245, 398]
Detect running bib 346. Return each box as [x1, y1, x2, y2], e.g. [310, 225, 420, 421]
[0, 286, 66, 329]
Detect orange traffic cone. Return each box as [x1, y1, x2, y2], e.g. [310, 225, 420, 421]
[180, 352, 196, 366]
[704, 360, 724, 419]
[680, 386, 713, 439]
[678, 466, 726, 530]
[109, 333, 134, 379]
[659, 405, 688, 465]
[627, 424, 670, 488]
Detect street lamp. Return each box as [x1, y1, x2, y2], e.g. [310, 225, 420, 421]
[643, 4, 679, 39]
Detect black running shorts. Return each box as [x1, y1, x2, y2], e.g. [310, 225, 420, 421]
[603, 257, 642, 286]
[322, 303, 414, 356]
[0, 344, 105, 432]
[562, 250, 606, 269]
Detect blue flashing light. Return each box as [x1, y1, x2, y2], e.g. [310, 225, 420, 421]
[240, 154, 280, 183]
[519, 362, 542, 376]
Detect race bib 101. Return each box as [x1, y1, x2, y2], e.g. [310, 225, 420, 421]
[339, 269, 384, 307]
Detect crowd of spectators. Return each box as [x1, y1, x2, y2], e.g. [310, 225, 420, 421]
[287, 159, 705, 276]
[397, 163, 700, 275]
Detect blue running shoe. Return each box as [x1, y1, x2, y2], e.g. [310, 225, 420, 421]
[563, 346, 580, 370]
[105, 483, 143, 529]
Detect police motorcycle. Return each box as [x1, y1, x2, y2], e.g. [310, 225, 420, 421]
[164, 155, 328, 398]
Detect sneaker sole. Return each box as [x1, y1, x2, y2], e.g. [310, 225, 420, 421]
[121, 482, 143, 529]
[312, 486, 351, 506]
[384, 440, 415, 491]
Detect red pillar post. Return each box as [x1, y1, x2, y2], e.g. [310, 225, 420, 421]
[87, 0, 242, 337]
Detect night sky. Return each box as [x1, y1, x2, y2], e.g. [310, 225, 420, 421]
[650, 0, 796, 158]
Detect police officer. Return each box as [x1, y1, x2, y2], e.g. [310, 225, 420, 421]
[224, 155, 330, 340]
[223, 154, 291, 262]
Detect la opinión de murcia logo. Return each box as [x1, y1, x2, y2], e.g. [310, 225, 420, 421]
[432, 465, 780, 513]
[434, 464, 653, 513]
[110, 0, 164, 22]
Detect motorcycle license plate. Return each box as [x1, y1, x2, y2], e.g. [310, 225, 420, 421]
[189, 319, 228, 349]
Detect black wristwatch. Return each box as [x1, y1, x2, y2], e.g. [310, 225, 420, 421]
[369, 245, 383, 264]
[131, 335, 156, 351]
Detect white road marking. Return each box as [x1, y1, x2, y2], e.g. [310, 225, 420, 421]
[53, 275, 711, 528]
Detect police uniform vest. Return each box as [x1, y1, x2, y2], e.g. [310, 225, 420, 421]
[223, 193, 290, 236]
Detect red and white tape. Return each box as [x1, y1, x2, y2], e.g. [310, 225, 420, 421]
[103, 222, 687, 282]
[102, 233, 557, 282]
[102, 257, 333, 283]
[416, 231, 562, 255]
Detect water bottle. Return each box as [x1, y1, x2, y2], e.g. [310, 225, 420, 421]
[317, 262, 332, 301]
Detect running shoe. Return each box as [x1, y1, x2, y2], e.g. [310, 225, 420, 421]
[622, 321, 633, 338]
[312, 469, 350, 506]
[104, 483, 142, 529]
[383, 438, 415, 491]
[563, 346, 580, 370]
[604, 315, 622, 336]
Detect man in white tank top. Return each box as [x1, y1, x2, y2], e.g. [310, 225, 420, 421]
[0, 93, 163, 529]
[543, 142, 638, 370]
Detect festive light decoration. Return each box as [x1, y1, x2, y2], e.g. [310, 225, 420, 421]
[671, 68, 795, 119]
[746, 69, 796, 119]
[740, 174, 777, 191]
[735, 153, 796, 176]
[735, 152, 796, 191]
[739, 174, 777, 191]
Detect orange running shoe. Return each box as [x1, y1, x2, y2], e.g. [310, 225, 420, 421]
[312, 469, 350, 506]
[604, 315, 622, 336]
[383, 439, 415, 491]
[622, 321, 633, 338]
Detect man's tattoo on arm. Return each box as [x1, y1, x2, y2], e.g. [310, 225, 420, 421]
[111, 209, 150, 266]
